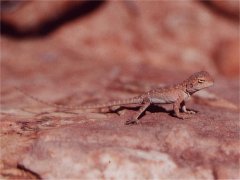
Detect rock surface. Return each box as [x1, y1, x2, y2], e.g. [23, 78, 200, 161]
[1, 1, 239, 179]
[0, 1, 88, 34]
[210, 0, 239, 17]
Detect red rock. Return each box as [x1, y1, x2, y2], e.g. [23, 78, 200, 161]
[210, 0, 239, 17]
[1, 1, 84, 32]
[1, 1, 239, 179]
[214, 39, 239, 77]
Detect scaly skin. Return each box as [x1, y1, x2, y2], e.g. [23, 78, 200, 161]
[15, 71, 214, 125]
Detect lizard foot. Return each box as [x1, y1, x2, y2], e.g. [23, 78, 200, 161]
[184, 110, 196, 114]
[125, 118, 139, 125]
[175, 114, 190, 120]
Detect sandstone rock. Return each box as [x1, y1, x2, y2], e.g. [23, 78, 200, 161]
[20, 122, 238, 179]
[210, 0, 239, 18]
[214, 39, 239, 77]
[51, 1, 238, 73]
[1, 1, 86, 33]
[1, 1, 239, 179]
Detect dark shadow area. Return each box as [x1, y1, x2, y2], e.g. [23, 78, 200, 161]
[147, 104, 169, 114]
[17, 164, 41, 179]
[0, 1, 105, 38]
[0, 0, 25, 12]
[106, 104, 169, 118]
[201, 1, 239, 22]
[138, 105, 170, 119]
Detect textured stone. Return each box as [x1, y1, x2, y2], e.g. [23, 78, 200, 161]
[1, 1, 239, 179]
[210, 0, 239, 17]
[1, 1, 85, 32]
[20, 121, 238, 179]
[214, 39, 239, 77]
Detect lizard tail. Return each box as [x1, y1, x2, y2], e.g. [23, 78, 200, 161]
[15, 87, 142, 110]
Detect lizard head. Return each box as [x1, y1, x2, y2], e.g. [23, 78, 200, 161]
[185, 71, 214, 94]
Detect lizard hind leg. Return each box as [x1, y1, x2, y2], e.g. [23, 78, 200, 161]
[125, 102, 151, 125]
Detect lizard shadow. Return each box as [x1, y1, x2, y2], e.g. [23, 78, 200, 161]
[147, 105, 198, 118]
[107, 104, 170, 117]
[107, 105, 198, 119]
[147, 105, 170, 114]
[140, 105, 172, 119]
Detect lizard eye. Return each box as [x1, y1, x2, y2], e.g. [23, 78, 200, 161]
[198, 79, 205, 83]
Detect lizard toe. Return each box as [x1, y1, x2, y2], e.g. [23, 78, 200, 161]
[185, 110, 196, 114]
[125, 118, 138, 125]
[175, 114, 188, 120]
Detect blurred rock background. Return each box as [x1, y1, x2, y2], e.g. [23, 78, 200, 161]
[0, 1, 239, 179]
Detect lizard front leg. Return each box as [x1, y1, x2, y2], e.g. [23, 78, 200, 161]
[180, 101, 196, 114]
[173, 97, 186, 119]
[125, 102, 151, 125]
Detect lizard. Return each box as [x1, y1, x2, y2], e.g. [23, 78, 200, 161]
[15, 71, 214, 125]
